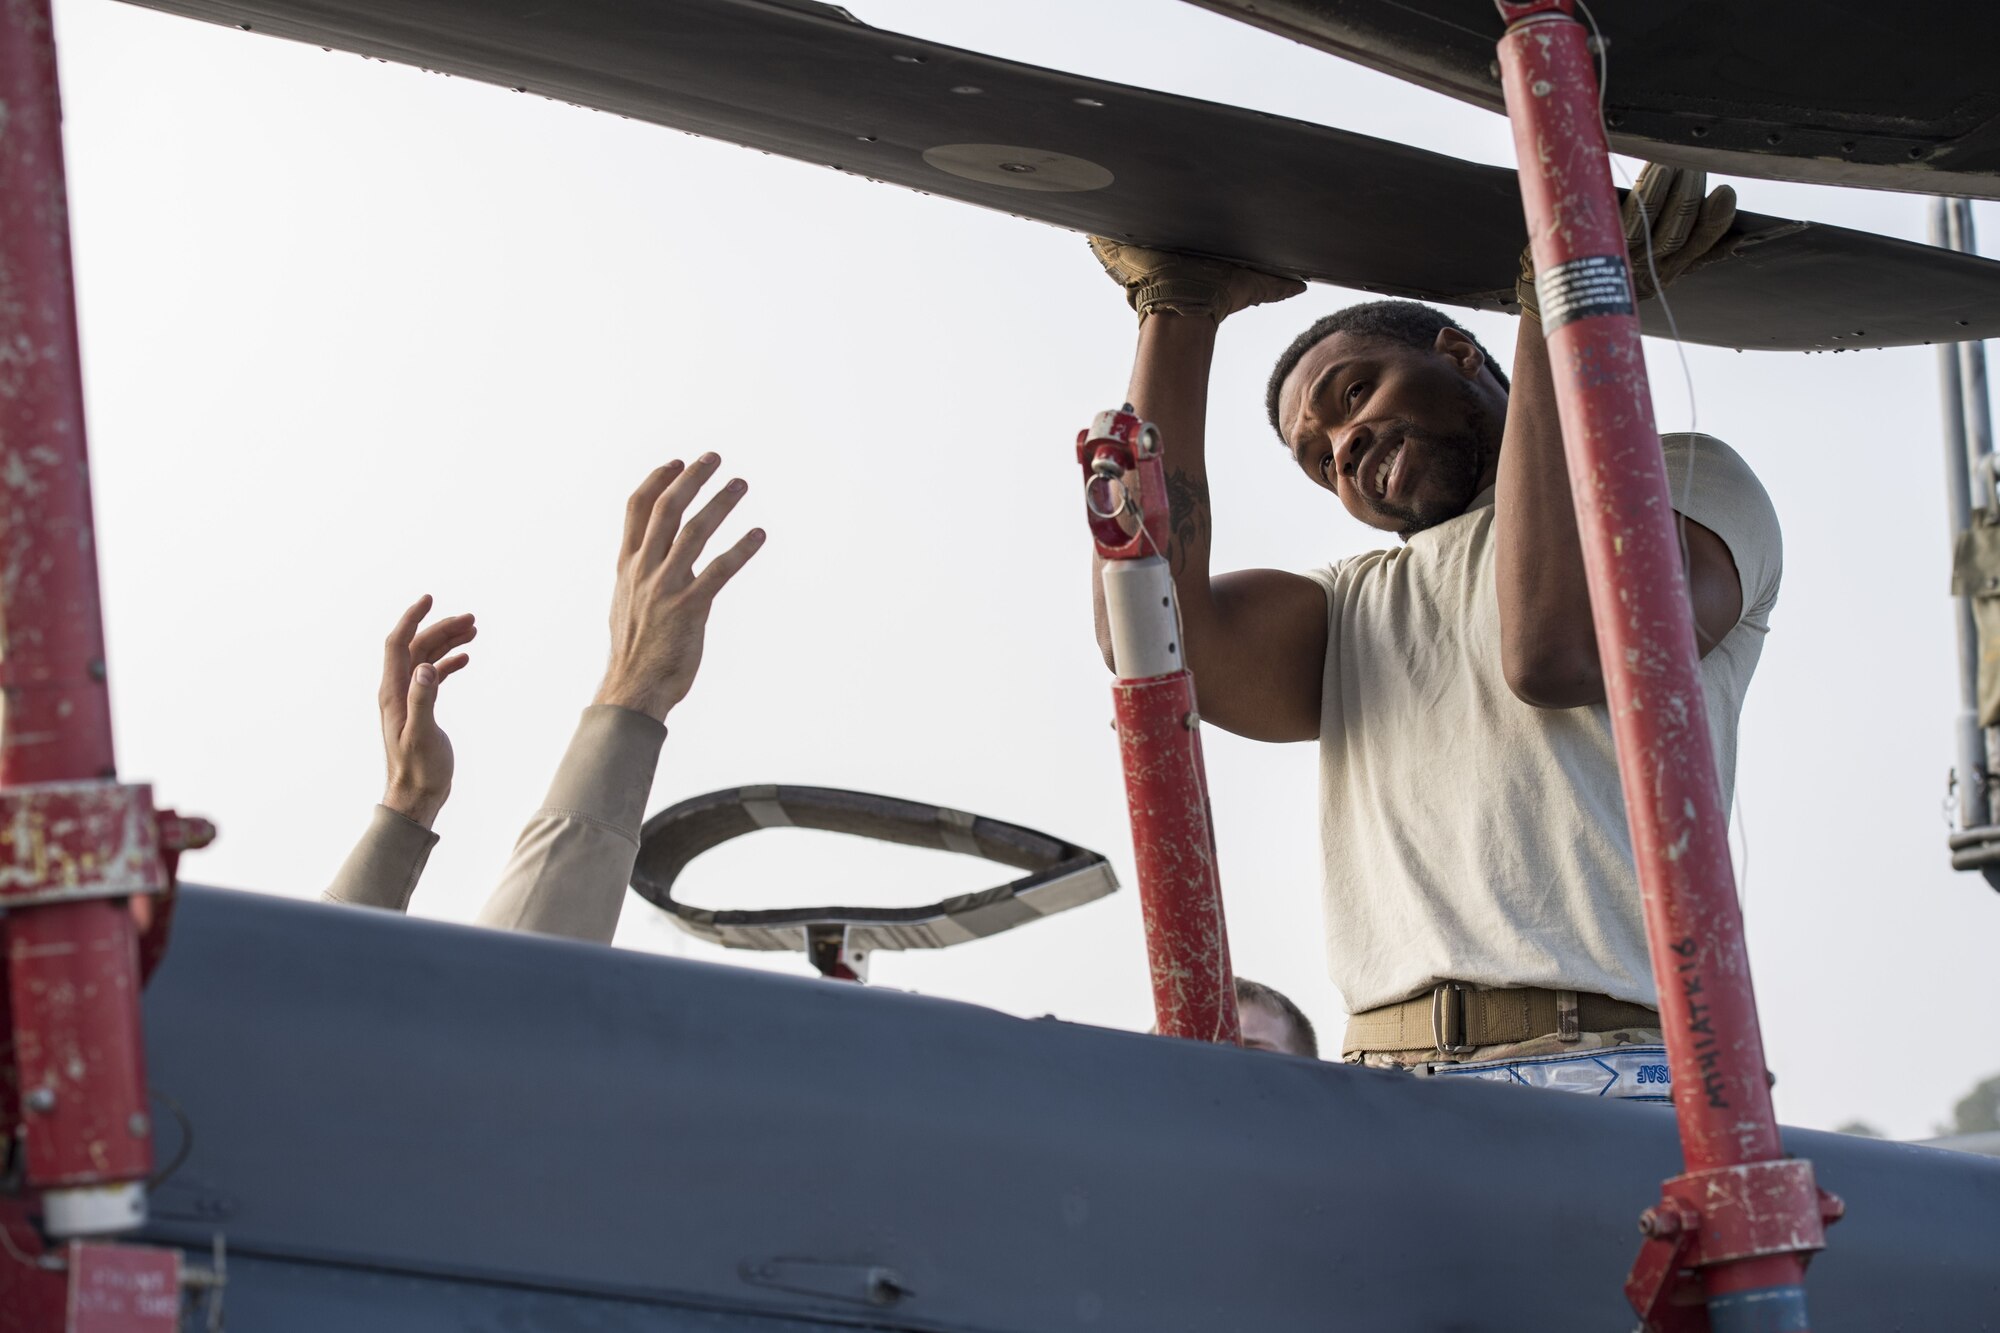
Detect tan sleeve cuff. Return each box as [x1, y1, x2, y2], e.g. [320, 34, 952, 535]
[474, 705, 667, 943]
[321, 804, 439, 912]
[543, 704, 668, 835]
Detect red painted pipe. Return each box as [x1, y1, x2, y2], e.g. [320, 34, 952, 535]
[0, 0, 155, 1234]
[0, 0, 116, 786]
[1494, 4, 1820, 1327]
[1112, 670, 1237, 1042]
[7, 902, 152, 1193]
[1080, 409, 1239, 1044]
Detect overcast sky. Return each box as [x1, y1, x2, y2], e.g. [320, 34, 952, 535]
[52, 0, 1998, 1137]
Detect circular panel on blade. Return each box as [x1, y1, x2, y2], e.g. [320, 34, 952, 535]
[921, 143, 1114, 192]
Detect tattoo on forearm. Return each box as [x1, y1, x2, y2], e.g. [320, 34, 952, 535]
[1164, 468, 1210, 576]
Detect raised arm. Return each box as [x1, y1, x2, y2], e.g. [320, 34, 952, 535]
[477, 455, 763, 943]
[323, 594, 476, 910]
[1494, 166, 1745, 709]
[1086, 241, 1329, 743]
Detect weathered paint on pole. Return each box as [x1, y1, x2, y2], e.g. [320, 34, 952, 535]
[0, 0, 157, 1249]
[1079, 408, 1239, 1044]
[0, 0, 115, 785]
[1110, 671, 1236, 1041]
[1493, 4, 1827, 1328]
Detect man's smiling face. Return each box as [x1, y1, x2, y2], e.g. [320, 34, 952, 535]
[1275, 328, 1506, 540]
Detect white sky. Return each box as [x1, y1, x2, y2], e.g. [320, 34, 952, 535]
[52, 0, 1998, 1138]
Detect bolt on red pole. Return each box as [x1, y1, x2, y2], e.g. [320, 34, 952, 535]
[0, 0, 161, 1244]
[1492, 5, 1833, 1330]
[1078, 408, 1239, 1044]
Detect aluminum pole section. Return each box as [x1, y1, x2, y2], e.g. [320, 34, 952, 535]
[0, 0, 154, 1240]
[1949, 202, 1998, 516]
[1493, 5, 1832, 1329]
[1932, 200, 1989, 833]
[1078, 408, 1240, 1044]
[1944, 199, 2000, 832]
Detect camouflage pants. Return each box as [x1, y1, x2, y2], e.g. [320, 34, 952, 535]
[1348, 1029, 1674, 1102]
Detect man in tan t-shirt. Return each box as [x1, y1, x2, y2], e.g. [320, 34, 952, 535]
[1085, 166, 1780, 1099]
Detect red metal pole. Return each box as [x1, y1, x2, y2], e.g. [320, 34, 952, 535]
[0, 12, 216, 1324]
[0, 0, 154, 1243]
[1079, 408, 1239, 1044]
[1492, 6, 1832, 1330]
[0, 1, 116, 786]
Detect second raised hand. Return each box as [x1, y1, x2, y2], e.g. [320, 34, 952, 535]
[594, 453, 766, 723]
[379, 593, 477, 828]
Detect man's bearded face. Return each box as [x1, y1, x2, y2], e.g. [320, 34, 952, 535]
[1278, 331, 1505, 540]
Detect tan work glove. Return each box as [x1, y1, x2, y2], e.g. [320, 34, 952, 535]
[1088, 237, 1305, 323]
[1516, 163, 1736, 320]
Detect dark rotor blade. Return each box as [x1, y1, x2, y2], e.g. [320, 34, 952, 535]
[1181, 0, 2000, 199]
[121, 0, 2000, 348]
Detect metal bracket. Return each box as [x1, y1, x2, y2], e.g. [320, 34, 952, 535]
[1625, 1162, 1843, 1332]
[1946, 823, 2000, 871]
[1625, 1203, 1705, 1333]
[0, 783, 212, 909]
[1077, 407, 1167, 559]
[804, 924, 868, 982]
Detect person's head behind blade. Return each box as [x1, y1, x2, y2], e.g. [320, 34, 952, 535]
[1235, 976, 1318, 1058]
[1267, 300, 1510, 542]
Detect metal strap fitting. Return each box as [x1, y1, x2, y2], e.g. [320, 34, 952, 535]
[0, 780, 170, 908]
[1431, 982, 1477, 1056]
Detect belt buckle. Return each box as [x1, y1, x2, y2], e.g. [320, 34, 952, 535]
[1431, 982, 1476, 1058]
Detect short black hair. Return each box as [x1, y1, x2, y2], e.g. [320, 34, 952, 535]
[1235, 976, 1318, 1058]
[1264, 300, 1510, 441]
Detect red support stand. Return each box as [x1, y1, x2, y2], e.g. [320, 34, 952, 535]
[0, 3, 215, 1327]
[1492, 4, 1835, 1329]
[1078, 408, 1239, 1044]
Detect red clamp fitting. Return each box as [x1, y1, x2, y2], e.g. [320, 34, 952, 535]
[0, 782, 214, 1218]
[1077, 406, 1167, 561]
[0, 781, 176, 907]
[0, 782, 213, 909]
[1625, 1160, 1844, 1332]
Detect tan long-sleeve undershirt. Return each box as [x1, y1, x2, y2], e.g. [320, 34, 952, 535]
[323, 804, 439, 912]
[320, 704, 666, 945]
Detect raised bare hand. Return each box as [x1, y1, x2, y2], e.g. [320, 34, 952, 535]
[595, 455, 765, 722]
[379, 594, 475, 828]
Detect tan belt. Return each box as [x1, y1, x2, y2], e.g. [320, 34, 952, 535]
[1342, 984, 1659, 1057]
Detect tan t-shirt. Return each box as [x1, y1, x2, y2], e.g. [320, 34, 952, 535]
[1304, 433, 1781, 1014]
